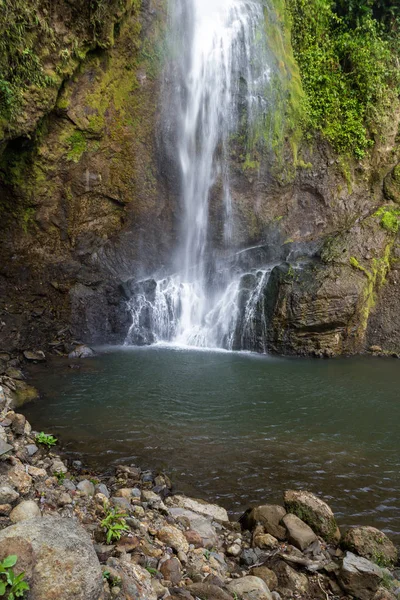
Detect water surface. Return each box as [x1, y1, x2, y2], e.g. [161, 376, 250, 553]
[24, 346, 400, 542]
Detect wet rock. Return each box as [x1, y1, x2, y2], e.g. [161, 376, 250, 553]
[342, 526, 398, 567]
[157, 525, 189, 553]
[10, 413, 26, 435]
[77, 479, 95, 496]
[227, 576, 273, 600]
[23, 350, 46, 362]
[68, 345, 96, 359]
[251, 567, 278, 591]
[168, 495, 229, 523]
[282, 513, 317, 551]
[248, 505, 287, 540]
[0, 485, 19, 504]
[160, 557, 182, 584]
[10, 500, 41, 523]
[0, 515, 103, 599]
[284, 490, 340, 543]
[339, 551, 384, 600]
[25, 444, 39, 456]
[5, 368, 24, 380]
[188, 583, 233, 600]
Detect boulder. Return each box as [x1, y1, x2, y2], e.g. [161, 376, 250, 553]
[339, 551, 384, 600]
[23, 350, 46, 362]
[250, 567, 278, 591]
[168, 495, 229, 523]
[284, 490, 340, 542]
[282, 513, 317, 551]
[160, 557, 182, 585]
[77, 479, 95, 496]
[0, 515, 103, 600]
[0, 485, 19, 504]
[157, 525, 189, 553]
[227, 576, 273, 600]
[273, 561, 309, 594]
[248, 505, 286, 540]
[188, 583, 233, 600]
[68, 345, 96, 359]
[342, 526, 398, 567]
[10, 500, 41, 523]
[169, 506, 218, 548]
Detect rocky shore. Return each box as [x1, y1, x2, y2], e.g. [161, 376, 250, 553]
[0, 359, 398, 600]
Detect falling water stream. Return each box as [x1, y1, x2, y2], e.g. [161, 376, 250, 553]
[126, 0, 272, 349]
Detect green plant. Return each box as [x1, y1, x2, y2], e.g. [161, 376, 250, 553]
[101, 506, 129, 544]
[0, 555, 29, 599]
[35, 432, 57, 448]
[145, 567, 158, 576]
[287, 0, 400, 158]
[54, 471, 65, 485]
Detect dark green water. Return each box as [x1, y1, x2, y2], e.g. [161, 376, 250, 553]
[24, 346, 400, 541]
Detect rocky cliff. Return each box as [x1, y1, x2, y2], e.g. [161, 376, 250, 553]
[0, 0, 399, 357]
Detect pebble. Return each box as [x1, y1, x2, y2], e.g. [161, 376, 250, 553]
[77, 480, 95, 496]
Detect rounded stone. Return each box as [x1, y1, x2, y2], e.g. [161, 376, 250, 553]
[10, 500, 41, 523]
[0, 515, 103, 600]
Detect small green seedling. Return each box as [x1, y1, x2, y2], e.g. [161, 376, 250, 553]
[0, 554, 30, 599]
[54, 471, 65, 485]
[35, 432, 57, 448]
[101, 506, 129, 544]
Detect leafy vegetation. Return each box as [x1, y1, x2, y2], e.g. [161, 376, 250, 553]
[35, 432, 57, 448]
[286, 0, 400, 158]
[0, 555, 29, 599]
[0, 0, 55, 121]
[101, 506, 129, 544]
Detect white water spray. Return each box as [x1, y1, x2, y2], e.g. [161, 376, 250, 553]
[126, 0, 272, 350]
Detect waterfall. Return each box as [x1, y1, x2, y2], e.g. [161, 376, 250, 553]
[126, 0, 272, 351]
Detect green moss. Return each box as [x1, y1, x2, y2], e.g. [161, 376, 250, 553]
[22, 207, 35, 233]
[286, 0, 400, 158]
[374, 206, 400, 234]
[66, 130, 87, 163]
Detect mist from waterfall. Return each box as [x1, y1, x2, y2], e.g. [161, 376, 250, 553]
[126, 0, 272, 350]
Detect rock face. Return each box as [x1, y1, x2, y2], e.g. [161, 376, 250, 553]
[0, 0, 399, 358]
[339, 552, 384, 600]
[284, 490, 340, 543]
[0, 515, 103, 600]
[342, 526, 398, 567]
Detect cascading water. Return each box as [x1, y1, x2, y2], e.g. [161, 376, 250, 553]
[126, 0, 273, 350]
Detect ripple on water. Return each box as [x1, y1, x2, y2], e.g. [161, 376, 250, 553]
[22, 346, 400, 542]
